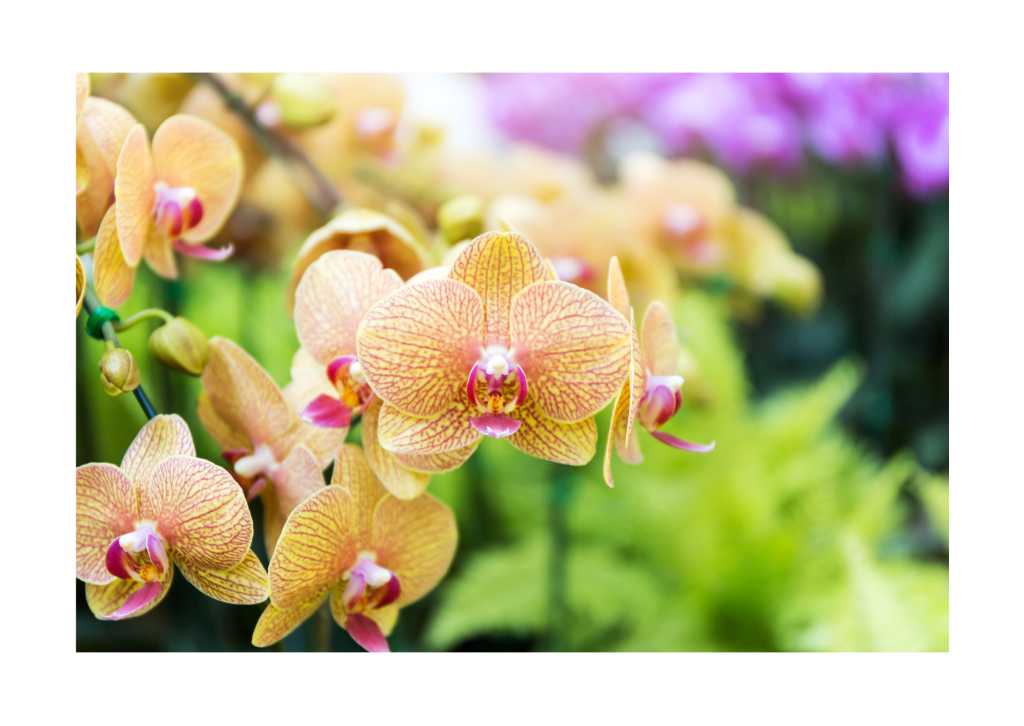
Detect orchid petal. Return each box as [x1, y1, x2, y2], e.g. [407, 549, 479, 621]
[449, 231, 550, 349]
[392, 444, 479, 474]
[377, 573, 402, 609]
[466, 362, 481, 409]
[120, 414, 195, 490]
[295, 250, 403, 365]
[76, 463, 138, 584]
[105, 537, 140, 582]
[641, 301, 680, 377]
[510, 280, 631, 423]
[246, 477, 267, 502]
[607, 256, 631, 320]
[92, 207, 136, 308]
[275, 445, 326, 516]
[196, 392, 251, 453]
[649, 431, 716, 453]
[470, 413, 522, 439]
[261, 481, 287, 558]
[342, 572, 367, 611]
[76, 256, 86, 318]
[376, 390, 481, 455]
[147, 535, 169, 576]
[361, 397, 430, 500]
[172, 240, 235, 261]
[143, 455, 253, 572]
[173, 550, 269, 605]
[76, 143, 90, 195]
[624, 309, 647, 443]
[104, 582, 163, 620]
[143, 226, 178, 279]
[331, 444, 388, 549]
[252, 588, 328, 647]
[329, 586, 400, 637]
[372, 488, 457, 608]
[327, 355, 357, 384]
[85, 565, 173, 621]
[75, 72, 89, 129]
[343, 613, 390, 652]
[280, 363, 349, 468]
[508, 396, 598, 466]
[357, 276, 484, 418]
[299, 394, 353, 429]
[76, 98, 137, 237]
[152, 114, 243, 243]
[641, 386, 679, 431]
[114, 124, 156, 267]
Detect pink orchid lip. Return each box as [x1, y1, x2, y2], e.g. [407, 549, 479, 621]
[154, 185, 204, 238]
[344, 613, 390, 653]
[103, 582, 163, 621]
[172, 240, 235, 261]
[470, 413, 522, 439]
[650, 430, 716, 453]
[300, 394, 353, 429]
[327, 355, 359, 386]
[343, 557, 402, 611]
[106, 525, 167, 583]
[466, 362, 481, 409]
[640, 385, 679, 432]
[510, 364, 528, 411]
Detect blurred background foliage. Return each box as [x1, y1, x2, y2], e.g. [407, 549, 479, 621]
[77, 73, 947, 651]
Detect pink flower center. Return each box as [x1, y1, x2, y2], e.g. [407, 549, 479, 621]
[638, 375, 684, 432]
[341, 553, 401, 614]
[467, 350, 529, 439]
[153, 182, 204, 240]
[105, 523, 168, 584]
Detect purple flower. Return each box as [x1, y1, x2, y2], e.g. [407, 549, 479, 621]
[891, 74, 949, 198]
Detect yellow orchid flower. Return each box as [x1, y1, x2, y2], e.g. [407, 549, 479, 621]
[252, 444, 456, 652]
[197, 337, 346, 554]
[92, 114, 244, 308]
[76, 88, 136, 239]
[356, 231, 631, 465]
[603, 258, 715, 487]
[291, 249, 478, 499]
[76, 415, 268, 620]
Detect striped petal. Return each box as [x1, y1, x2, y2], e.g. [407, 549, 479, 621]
[76, 98, 137, 237]
[510, 280, 630, 423]
[152, 114, 244, 243]
[376, 389, 481, 455]
[623, 309, 647, 443]
[361, 397, 430, 500]
[602, 312, 646, 488]
[268, 485, 356, 610]
[392, 443, 479, 475]
[202, 337, 294, 448]
[173, 549, 269, 605]
[275, 445, 326, 516]
[606, 256, 631, 320]
[261, 481, 287, 558]
[92, 207, 136, 308]
[252, 588, 328, 647]
[641, 301, 680, 377]
[373, 488, 457, 608]
[142, 455, 252, 572]
[85, 565, 173, 620]
[114, 124, 156, 267]
[121, 414, 195, 490]
[295, 250, 403, 365]
[357, 277, 483, 418]
[449, 231, 550, 349]
[331, 444, 387, 549]
[196, 391, 251, 452]
[76, 463, 138, 584]
[509, 395, 598, 466]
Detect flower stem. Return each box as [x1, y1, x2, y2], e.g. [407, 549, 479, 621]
[76, 237, 96, 255]
[190, 72, 341, 218]
[112, 308, 174, 332]
[546, 463, 573, 652]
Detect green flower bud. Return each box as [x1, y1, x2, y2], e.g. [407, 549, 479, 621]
[149, 317, 209, 377]
[437, 194, 484, 244]
[99, 348, 140, 396]
[273, 73, 335, 129]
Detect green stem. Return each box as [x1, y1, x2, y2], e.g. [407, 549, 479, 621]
[112, 308, 174, 332]
[76, 238, 96, 254]
[546, 464, 573, 652]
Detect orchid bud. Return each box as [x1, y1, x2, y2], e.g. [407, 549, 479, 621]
[272, 73, 336, 129]
[437, 194, 484, 243]
[99, 349, 140, 396]
[149, 317, 209, 376]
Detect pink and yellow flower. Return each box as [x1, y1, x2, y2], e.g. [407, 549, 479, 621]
[356, 231, 631, 465]
[603, 257, 715, 487]
[92, 114, 243, 307]
[197, 337, 346, 554]
[252, 444, 457, 652]
[291, 249, 477, 498]
[76, 415, 268, 620]
[76, 86, 136, 239]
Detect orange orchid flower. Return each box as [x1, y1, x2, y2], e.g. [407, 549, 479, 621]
[291, 250, 478, 499]
[76, 415, 268, 620]
[197, 337, 346, 555]
[603, 257, 715, 487]
[76, 86, 136, 239]
[356, 231, 631, 465]
[92, 114, 243, 308]
[252, 445, 456, 652]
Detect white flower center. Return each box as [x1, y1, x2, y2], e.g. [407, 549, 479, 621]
[234, 444, 279, 480]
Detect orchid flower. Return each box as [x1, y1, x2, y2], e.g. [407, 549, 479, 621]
[291, 249, 478, 498]
[197, 337, 346, 554]
[603, 257, 715, 487]
[76, 415, 268, 620]
[92, 114, 243, 308]
[252, 444, 457, 652]
[76, 88, 136, 239]
[356, 231, 631, 465]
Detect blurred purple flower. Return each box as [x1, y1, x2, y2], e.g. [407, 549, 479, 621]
[891, 74, 949, 198]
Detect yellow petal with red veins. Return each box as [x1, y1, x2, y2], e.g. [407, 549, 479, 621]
[93, 207, 136, 308]
[85, 564, 173, 620]
[373, 489, 457, 608]
[509, 396, 598, 465]
[202, 337, 294, 448]
[624, 308, 647, 442]
[393, 443, 479, 475]
[641, 301, 679, 377]
[173, 550, 269, 605]
[510, 280, 630, 423]
[76, 463, 138, 584]
[606, 256, 631, 320]
[121, 413, 196, 490]
[114, 124, 156, 267]
[76, 98, 136, 237]
[152, 114, 244, 244]
[196, 391, 251, 452]
[361, 397, 430, 500]
[75, 256, 86, 318]
[330, 586, 399, 635]
[262, 481, 287, 558]
[331, 444, 388, 549]
[143, 455, 252, 572]
[284, 347, 335, 407]
[253, 588, 328, 647]
[268, 485, 356, 609]
[449, 231, 550, 349]
[376, 390, 481, 455]
[357, 277, 483, 418]
[275, 445, 325, 516]
[295, 250, 403, 365]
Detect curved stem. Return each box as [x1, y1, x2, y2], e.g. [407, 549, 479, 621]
[76, 238, 96, 254]
[113, 308, 174, 332]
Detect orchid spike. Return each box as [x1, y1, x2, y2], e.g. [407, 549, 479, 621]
[356, 231, 631, 466]
[252, 445, 457, 653]
[197, 337, 345, 555]
[76, 415, 269, 619]
[603, 257, 715, 487]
